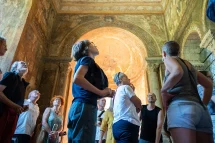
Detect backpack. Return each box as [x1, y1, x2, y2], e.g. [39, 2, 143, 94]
[207, 0, 215, 22]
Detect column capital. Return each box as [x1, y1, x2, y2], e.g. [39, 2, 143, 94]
[145, 56, 162, 64]
[147, 63, 160, 72]
[145, 57, 162, 72]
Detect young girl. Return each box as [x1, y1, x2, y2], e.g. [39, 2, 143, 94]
[112, 72, 142, 143]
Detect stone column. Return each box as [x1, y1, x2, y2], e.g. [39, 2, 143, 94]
[146, 57, 162, 108]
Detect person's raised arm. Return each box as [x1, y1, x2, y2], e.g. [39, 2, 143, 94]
[155, 110, 164, 143]
[161, 57, 184, 93]
[197, 71, 213, 105]
[73, 65, 111, 97]
[42, 108, 52, 133]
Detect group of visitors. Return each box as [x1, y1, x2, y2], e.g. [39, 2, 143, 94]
[0, 37, 65, 143]
[0, 36, 214, 143]
[67, 39, 214, 143]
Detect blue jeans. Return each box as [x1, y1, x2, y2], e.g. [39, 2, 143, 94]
[112, 120, 139, 143]
[68, 102, 97, 143]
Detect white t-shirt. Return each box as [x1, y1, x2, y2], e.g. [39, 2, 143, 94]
[14, 99, 40, 136]
[113, 85, 140, 126]
[95, 110, 107, 140]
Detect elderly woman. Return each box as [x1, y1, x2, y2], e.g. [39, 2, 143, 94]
[0, 61, 29, 143]
[41, 96, 64, 143]
[161, 41, 213, 143]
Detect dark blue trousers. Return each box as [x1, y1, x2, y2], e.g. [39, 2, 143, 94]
[67, 102, 97, 143]
[112, 120, 139, 143]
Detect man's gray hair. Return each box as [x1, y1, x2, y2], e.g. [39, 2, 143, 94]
[162, 41, 180, 56]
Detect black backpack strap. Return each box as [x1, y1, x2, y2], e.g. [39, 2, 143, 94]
[178, 58, 206, 109]
[98, 110, 105, 118]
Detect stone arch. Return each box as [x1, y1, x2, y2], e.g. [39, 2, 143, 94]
[202, 0, 208, 32]
[57, 18, 160, 58]
[182, 30, 201, 64]
[181, 23, 203, 58]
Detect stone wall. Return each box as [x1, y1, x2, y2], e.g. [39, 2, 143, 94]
[10, 0, 57, 121]
[12, 0, 56, 92]
[0, 0, 32, 72]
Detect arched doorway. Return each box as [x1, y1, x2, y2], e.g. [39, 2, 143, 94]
[62, 27, 148, 142]
[183, 32, 201, 65]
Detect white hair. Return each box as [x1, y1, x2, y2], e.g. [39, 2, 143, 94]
[28, 90, 39, 99]
[10, 61, 25, 72]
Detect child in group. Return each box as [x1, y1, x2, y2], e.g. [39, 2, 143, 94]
[112, 72, 142, 143]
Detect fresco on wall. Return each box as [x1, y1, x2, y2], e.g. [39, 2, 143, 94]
[165, 0, 191, 38]
[50, 14, 167, 57]
[117, 15, 167, 48]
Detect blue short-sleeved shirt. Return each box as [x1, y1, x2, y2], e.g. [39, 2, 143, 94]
[197, 84, 215, 115]
[72, 56, 100, 106]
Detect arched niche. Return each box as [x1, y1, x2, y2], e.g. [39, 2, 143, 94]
[182, 32, 201, 63]
[50, 18, 160, 58]
[62, 27, 149, 142]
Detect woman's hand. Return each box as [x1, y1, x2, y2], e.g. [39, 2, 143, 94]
[12, 104, 24, 114]
[161, 91, 175, 110]
[49, 131, 58, 141]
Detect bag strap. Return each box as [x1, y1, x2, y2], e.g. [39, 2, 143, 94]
[178, 58, 206, 109]
[98, 110, 105, 118]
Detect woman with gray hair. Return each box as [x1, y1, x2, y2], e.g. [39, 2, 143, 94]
[0, 61, 29, 143]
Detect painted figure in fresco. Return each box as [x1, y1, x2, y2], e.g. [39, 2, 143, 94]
[13, 90, 41, 143]
[99, 99, 116, 143]
[161, 41, 213, 143]
[139, 93, 164, 143]
[112, 72, 141, 143]
[40, 96, 64, 143]
[68, 40, 113, 143]
[0, 37, 7, 80]
[95, 98, 107, 143]
[0, 61, 29, 143]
